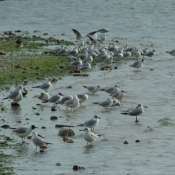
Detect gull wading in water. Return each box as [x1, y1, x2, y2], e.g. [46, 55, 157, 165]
[83, 85, 101, 94]
[32, 78, 52, 91]
[112, 90, 126, 102]
[121, 104, 144, 124]
[63, 95, 79, 112]
[32, 131, 52, 152]
[77, 94, 88, 107]
[101, 85, 120, 95]
[165, 49, 175, 58]
[34, 91, 50, 104]
[80, 127, 103, 145]
[77, 115, 100, 131]
[93, 98, 113, 111]
[2, 85, 23, 103]
[44, 92, 63, 106]
[11, 125, 38, 142]
[130, 59, 144, 71]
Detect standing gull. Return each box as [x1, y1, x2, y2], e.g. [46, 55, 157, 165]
[32, 78, 52, 91]
[165, 49, 175, 58]
[77, 94, 88, 107]
[34, 91, 49, 104]
[93, 98, 113, 111]
[63, 95, 79, 112]
[77, 115, 100, 131]
[112, 90, 126, 102]
[130, 59, 144, 71]
[11, 125, 37, 142]
[121, 104, 144, 124]
[80, 127, 103, 145]
[83, 85, 101, 94]
[44, 92, 63, 106]
[101, 85, 120, 95]
[32, 131, 52, 152]
[2, 85, 23, 103]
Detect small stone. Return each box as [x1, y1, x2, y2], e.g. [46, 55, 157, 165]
[66, 85, 72, 88]
[55, 163, 61, 166]
[35, 112, 40, 116]
[123, 141, 128, 144]
[39, 150, 45, 153]
[135, 140, 140, 143]
[43, 33, 49, 35]
[50, 116, 58, 120]
[73, 165, 79, 171]
[51, 106, 58, 111]
[1, 125, 10, 129]
[27, 136, 32, 139]
[63, 137, 74, 143]
[11, 102, 20, 107]
[114, 66, 118, 69]
[41, 126, 46, 129]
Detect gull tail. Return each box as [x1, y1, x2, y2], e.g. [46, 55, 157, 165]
[121, 112, 128, 115]
[92, 102, 99, 105]
[77, 124, 83, 127]
[32, 86, 40, 88]
[2, 97, 8, 100]
[45, 142, 52, 145]
[83, 85, 87, 88]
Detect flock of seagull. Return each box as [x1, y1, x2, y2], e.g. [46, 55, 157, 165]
[3, 27, 174, 150]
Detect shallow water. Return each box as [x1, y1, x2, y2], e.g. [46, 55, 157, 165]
[1, 0, 175, 175]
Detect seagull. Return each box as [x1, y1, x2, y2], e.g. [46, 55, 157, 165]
[88, 35, 98, 49]
[80, 127, 103, 145]
[130, 59, 144, 71]
[69, 58, 82, 68]
[101, 85, 120, 95]
[165, 49, 175, 58]
[44, 92, 63, 106]
[83, 85, 101, 94]
[93, 98, 113, 111]
[144, 50, 155, 58]
[34, 91, 50, 104]
[11, 125, 37, 142]
[112, 90, 126, 102]
[77, 94, 88, 107]
[111, 99, 121, 108]
[121, 104, 144, 124]
[32, 78, 52, 91]
[2, 85, 23, 103]
[78, 62, 91, 74]
[63, 95, 79, 112]
[72, 28, 84, 46]
[77, 115, 100, 131]
[32, 131, 52, 152]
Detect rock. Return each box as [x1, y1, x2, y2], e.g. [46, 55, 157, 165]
[11, 102, 20, 107]
[35, 112, 40, 116]
[27, 136, 32, 139]
[55, 163, 61, 166]
[135, 140, 140, 143]
[123, 141, 128, 144]
[41, 126, 46, 129]
[58, 128, 75, 137]
[50, 116, 58, 120]
[63, 137, 74, 143]
[55, 124, 74, 128]
[0, 51, 6, 55]
[72, 165, 85, 171]
[66, 85, 72, 88]
[51, 106, 58, 111]
[1, 125, 10, 129]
